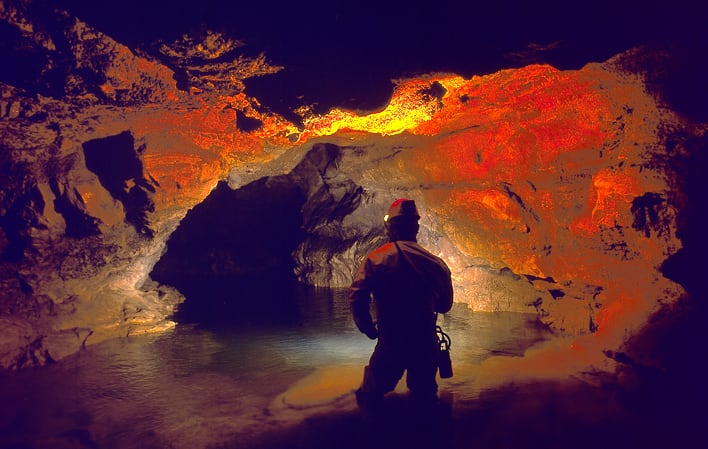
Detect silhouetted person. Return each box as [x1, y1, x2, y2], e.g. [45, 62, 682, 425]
[350, 198, 454, 409]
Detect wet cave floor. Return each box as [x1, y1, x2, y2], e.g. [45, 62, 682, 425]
[1, 287, 707, 449]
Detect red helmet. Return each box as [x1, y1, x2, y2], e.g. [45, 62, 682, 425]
[384, 198, 420, 223]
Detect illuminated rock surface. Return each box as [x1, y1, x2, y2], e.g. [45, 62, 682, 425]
[0, 0, 704, 398]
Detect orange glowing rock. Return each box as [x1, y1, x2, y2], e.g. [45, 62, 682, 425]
[143, 153, 222, 207]
[447, 189, 525, 228]
[131, 94, 296, 209]
[406, 66, 613, 184]
[570, 168, 642, 236]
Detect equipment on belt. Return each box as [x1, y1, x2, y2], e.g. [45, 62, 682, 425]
[436, 325, 453, 378]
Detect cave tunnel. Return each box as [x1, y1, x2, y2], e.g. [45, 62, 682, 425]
[2, 1, 708, 447]
[150, 177, 308, 326]
[149, 143, 372, 327]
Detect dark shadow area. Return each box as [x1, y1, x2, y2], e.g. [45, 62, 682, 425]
[82, 131, 155, 237]
[606, 296, 708, 446]
[150, 178, 307, 327]
[225, 394, 456, 449]
[151, 142, 367, 327]
[0, 158, 45, 262]
[48, 178, 101, 239]
[660, 131, 707, 299]
[48, 0, 706, 123]
[165, 275, 304, 330]
[219, 374, 707, 449]
[618, 122, 708, 447]
[449, 378, 706, 449]
[235, 109, 263, 132]
[653, 45, 708, 124]
[0, 1, 79, 100]
[618, 45, 708, 125]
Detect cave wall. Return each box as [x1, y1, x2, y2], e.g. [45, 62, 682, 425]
[0, 0, 700, 370]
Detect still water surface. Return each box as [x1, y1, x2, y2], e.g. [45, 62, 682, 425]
[0, 288, 549, 449]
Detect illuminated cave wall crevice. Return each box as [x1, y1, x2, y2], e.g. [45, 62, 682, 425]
[82, 131, 156, 237]
[48, 176, 101, 239]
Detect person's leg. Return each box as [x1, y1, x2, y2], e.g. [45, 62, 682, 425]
[405, 338, 439, 405]
[356, 339, 405, 409]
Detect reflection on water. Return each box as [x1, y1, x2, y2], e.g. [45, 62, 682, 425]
[0, 288, 549, 449]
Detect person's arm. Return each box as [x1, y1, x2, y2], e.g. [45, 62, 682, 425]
[435, 264, 454, 314]
[349, 258, 378, 339]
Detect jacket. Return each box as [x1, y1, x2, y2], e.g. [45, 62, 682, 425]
[349, 240, 453, 338]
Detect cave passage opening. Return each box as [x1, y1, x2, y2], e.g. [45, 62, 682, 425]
[150, 142, 375, 328]
[150, 177, 309, 327]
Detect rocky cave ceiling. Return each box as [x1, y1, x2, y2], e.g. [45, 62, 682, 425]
[0, 0, 706, 373]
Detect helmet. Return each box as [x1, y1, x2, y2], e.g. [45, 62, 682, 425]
[384, 198, 420, 223]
